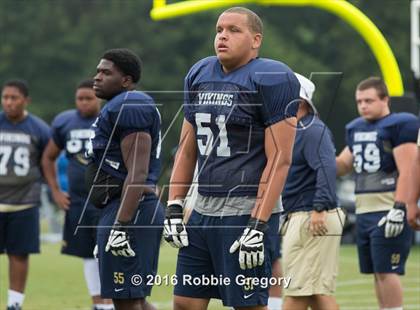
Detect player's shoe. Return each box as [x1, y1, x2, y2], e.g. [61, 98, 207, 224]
[92, 306, 114, 310]
[6, 303, 22, 310]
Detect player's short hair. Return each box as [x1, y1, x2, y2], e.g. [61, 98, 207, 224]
[102, 48, 142, 84]
[223, 7, 263, 35]
[357, 77, 389, 99]
[2, 79, 29, 97]
[77, 79, 94, 89]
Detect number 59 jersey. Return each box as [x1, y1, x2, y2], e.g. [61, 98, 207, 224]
[0, 113, 50, 207]
[345, 112, 419, 212]
[183, 56, 300, 197]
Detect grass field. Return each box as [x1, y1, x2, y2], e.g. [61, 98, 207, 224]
[1, 243, 419, 310]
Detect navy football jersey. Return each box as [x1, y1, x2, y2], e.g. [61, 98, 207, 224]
[88, 91, 161, 186]
[51, 109, 97, 203]
[283, 115, 337, 213]
[183, 56, 300, 197]
[0, 112, 50, 207]
[346, 112, 419, 195]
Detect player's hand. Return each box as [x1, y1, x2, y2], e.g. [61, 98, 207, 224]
[105, 222, 135, 257]
[52, 189, 70, 210]
[407, 202, 420, 230]
[229, 217, 268, 270]
[309, 210, 328, 236]
[378, 202, 406, 238]
[163, 201, 188, 248]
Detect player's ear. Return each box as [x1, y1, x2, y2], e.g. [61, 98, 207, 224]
[122, 75, 133, 88]
[252, 33, 262, 50]
[25, 96, 31, 106]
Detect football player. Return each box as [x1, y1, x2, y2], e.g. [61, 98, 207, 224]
[164, 7, 299, 309]
[336, 77, 419, 310]
[0, 80, 50, 310]
[86, 48, 163, 310]
[407, 120, 420, 230]
[41, 79, 114, 310]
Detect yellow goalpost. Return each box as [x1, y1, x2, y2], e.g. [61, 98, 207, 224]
[150, 0, 404, 97]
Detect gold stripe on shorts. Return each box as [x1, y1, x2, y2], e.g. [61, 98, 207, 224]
[0, 203, 35, 212]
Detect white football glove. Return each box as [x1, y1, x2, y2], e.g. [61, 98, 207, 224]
[105, 222, 135, 257]
[163, 201, 188, 248]
[378, 203, 406, 238]
[229, 218, 268, 270]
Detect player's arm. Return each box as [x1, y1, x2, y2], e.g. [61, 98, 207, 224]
[252, 117, 297, 221]
[105, 131, 152, 258]
[393, 142, 417, 203]
[407, 145, 420, 230]
[163, 119, 197, 248]
[377, 142, 418, 238]
[168, 119, 197, 201]
[336, 146, 353, 176]
[230, 117, 296, 269]
[41, 139, 70, 210]
[304, 127, 337, 236]
[116, 131, 152, 223]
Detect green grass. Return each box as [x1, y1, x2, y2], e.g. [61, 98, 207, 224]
[1, 243, 419, 309]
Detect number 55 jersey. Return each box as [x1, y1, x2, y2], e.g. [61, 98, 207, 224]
[0, 112, 50, 210]
[345, 112, 419, 214]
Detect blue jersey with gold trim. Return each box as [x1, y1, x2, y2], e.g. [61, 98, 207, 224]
[51, 109, 97, 203]
[88, 91, 161, 186]
[184, 56, 300, 197]
[346, 112, 419, 194]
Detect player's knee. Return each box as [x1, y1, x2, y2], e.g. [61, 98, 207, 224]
[112, 298, 143, 310]
[173, 297, 190, 310]
[173, 296, 206, 310]
[8, 254, 29, 263]
[311, 294, 338, 309]
[375, 272, 399, 282]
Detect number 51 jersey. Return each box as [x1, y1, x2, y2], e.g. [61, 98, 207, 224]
[0, 112, 50, 208]
[345, 112, 419, 213]
[183, 56, 300, 197]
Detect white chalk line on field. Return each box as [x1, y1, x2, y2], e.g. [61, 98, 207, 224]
[337, 287, 420, 297]
[341, 305, 419, 310]
[339, 256, 420, 267]
[337, 277, 419, 286]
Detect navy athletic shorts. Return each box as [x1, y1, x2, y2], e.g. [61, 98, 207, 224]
[356, 211, 412, 275]
[97, 194, 164, 299]
[0, 206, 40, 255]
[174, 210, 280, 307]
[61, 202, 101, 258]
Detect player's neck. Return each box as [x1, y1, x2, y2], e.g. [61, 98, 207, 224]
[221, 55, 257, 74]
[79, 109, 100, 119]
[375, 109, 391, 121]
[5, 110, 28, 123]
[366, 111, 391, 123]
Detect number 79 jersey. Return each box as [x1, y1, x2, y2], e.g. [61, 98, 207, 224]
[0, 112, 50, 206]
[345, 112, 419, 196]
[183, 56, 300, 197]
